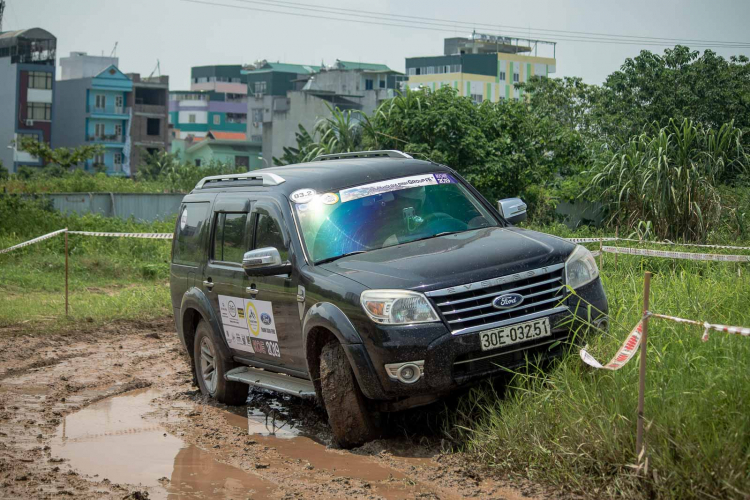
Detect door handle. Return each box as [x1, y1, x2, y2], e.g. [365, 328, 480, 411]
[246, 287, 259, 296]
[203, 280, 214, 290]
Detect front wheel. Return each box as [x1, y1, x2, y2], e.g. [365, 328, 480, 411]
[193, 320, 247, 405]
[319, 341, 378, 448]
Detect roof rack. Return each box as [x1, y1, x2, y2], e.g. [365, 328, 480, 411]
[194, 171, 286, 189]
[312, 150, 413, 162]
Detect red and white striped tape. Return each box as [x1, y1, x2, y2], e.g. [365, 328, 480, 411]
[648, 312, 750, 341]
[565, 236, 750, 251]
[0, 228, 68, 255]
[602, 246, 750, 262]
[566, 237, 619, 244]
[580, 320, 644, 370]
[67, 231, 173, 239]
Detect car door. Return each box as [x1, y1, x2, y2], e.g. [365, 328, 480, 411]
[202, 194, 257, 360]
[246, 199, 307, 374]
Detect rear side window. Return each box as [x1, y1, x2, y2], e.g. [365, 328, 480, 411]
[173, 202, 209, 266]
[255, 213, 287, 261]
[213, 213, 249, 263]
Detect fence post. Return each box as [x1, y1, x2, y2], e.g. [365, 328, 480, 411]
[636, 271, 652, 466]
[65, 230, 69, 317]
[615, 227, 619, 268]
[599, 238, 603, 270]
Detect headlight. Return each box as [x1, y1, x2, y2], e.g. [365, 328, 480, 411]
[360, 290, 440, 325]
[565, 245, 599, 289]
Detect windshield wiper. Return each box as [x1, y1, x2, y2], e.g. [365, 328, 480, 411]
[408, 230, 469, 244]
[314, 250, 367, 265]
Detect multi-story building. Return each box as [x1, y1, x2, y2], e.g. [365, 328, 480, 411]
[53, 60, 133, 175]
[169, 65, 248, 141]
[127, 73, 169, 171]
[171, 130, 262, 170]
[59, 51, 118, 80]
[243, 59, 405, 163]
[0, 28, 57, 173]
[405, 33, 556, 102]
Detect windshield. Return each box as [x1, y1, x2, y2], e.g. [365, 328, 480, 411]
[293, 173, 497, 264]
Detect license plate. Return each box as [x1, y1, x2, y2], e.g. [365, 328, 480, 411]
[479, 318, 551, 351]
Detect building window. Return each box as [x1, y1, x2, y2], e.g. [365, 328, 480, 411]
[27, 102, 51, 121]
[195, 159, 202, 167]
[254, 81, 267, 95]
[231, 77, 241, 83]
[499, 71, 506, 81]
[114, 152, 123, 167]
[28, 71, 52, 90]
[235, 156, 249, 168]
[115, 95, 123, 111]
[251, 135, 262, 143]
[114, 124, 122, 137]
[379, 79, 386, 89]
[94, 153, 105, 165]
[251, 109, 263, 123]
[147, 118, 161, 136]
[471, 94, 483, 104]
[95, 123, 105, 138]
[189, 114, 196, 124]
[95, 94, 106, 110]
[513, 73, 520, 83]
[365, 79, 373, 90]
[407, 68, 416, 76]
[213, 114, 220, 125]
[226, 113, 247, 124]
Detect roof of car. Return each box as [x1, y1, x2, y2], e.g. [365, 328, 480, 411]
[194, 157, 452, 196]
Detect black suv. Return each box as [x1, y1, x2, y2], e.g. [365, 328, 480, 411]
[170, 150, 607, 447]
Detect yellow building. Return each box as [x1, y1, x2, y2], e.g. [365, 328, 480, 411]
[405, 33, 556, 102]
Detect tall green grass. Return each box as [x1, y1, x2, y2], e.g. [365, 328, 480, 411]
[458, 253, 750, 499]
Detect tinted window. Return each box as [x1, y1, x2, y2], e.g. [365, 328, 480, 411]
[173, 203, 209, 266]
[212, 213, 248, 263]
[255, 213, 287, 261]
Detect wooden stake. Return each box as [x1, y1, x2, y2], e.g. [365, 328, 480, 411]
[636, 271, 652, 465]
[65, 230, 69, 317]
[615, 227, 619, 268]
[599, 238, 603, 270]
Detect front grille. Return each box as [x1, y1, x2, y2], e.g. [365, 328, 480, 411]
[425, 263, 567, 335]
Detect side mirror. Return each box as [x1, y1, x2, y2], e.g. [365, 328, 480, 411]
[498, 198, 527, 225]
[242, 247, 291, 276]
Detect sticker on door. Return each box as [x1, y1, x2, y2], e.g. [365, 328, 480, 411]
[218, 295, 281, 357]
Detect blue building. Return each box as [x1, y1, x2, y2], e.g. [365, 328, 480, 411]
[53, 63, 134, 175]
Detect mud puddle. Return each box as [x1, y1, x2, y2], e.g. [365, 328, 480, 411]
[51, 388, 276, 499]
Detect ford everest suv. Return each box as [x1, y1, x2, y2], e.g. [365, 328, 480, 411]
[170, 150, 608, 448]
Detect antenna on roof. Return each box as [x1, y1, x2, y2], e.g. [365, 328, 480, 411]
[110, 41, 118, 58]
[148, 59, 161, 79]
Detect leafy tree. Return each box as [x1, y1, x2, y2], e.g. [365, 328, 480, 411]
[0, 160, 8, 181]
[15, 136, 104, 171]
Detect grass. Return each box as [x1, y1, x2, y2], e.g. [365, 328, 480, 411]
[456, 248, 750, 499]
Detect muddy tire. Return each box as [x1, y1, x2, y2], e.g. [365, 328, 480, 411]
[193, 320, 247, 405]
[319, 341, 378, 448]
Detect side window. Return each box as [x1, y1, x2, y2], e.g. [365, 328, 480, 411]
[212, 213, 249, 263]
[255, 213, 287, 261]
[173, 202, 210, 266]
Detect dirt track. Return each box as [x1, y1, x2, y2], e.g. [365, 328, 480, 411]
[0, 318, 552, 499]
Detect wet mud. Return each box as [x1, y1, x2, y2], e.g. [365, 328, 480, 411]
[0, 317, 552, 499]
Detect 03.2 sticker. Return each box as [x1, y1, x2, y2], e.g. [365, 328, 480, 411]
[217, 295, 281, 357]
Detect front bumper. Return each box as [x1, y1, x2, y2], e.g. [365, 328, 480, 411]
[348, 277, 608, 401]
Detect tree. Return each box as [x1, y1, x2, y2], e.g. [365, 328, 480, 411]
[15, 136, 104, 171]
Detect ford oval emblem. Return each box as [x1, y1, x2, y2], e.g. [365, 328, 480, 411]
[492, 293, 524, 310]
[260, 313, 272, 325]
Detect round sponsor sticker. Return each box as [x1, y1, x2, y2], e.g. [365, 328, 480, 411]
[320, 192, 339, 205]
[180, 209, 188, 230]
[290, 188, 316, 204]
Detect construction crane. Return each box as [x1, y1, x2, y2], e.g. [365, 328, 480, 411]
[0, 0, 6, 33]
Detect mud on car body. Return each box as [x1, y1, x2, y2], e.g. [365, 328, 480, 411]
[169, 150, 608, 448]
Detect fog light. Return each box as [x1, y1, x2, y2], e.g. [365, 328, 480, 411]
[385, 360, 424, 384]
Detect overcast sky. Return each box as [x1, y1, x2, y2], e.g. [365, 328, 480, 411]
[5, 0, 750, 89]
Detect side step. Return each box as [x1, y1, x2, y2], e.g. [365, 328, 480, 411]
[225, 366, 316, 399]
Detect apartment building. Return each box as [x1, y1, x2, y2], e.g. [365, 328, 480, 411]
[243, 59, 405, 163]
[405, 33, 556, 102]
[127, 73, 169, 171]
[53, 61, 133, 175]
[0, 28, 57, 173]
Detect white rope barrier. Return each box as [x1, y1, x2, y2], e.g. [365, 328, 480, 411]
[0, 228, 68, 254]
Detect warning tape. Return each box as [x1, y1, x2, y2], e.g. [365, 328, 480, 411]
[565, 236, 750, 251]
[566, 237, 619, 244]
[648, 312, 750, 342]
[0, 228, 68, 255]
[580, 320, 644, 370]
[602, 246, 750, 262]
[67, 231, 173, 239]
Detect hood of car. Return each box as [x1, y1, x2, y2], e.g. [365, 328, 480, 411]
[319, 226, 576, 292]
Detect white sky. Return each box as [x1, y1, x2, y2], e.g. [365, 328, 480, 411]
[6, 0, 750, 90]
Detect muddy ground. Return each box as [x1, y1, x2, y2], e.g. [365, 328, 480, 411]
[0, 318, 555, 499]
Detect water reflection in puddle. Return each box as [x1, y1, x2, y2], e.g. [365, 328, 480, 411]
[51, 388, 274, 499]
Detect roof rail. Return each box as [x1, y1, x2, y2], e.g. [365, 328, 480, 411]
[194, 171, 286, 189]
[312, 150, 413, 162]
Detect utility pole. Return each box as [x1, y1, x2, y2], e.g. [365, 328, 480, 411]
[0, 1, 6, 33]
